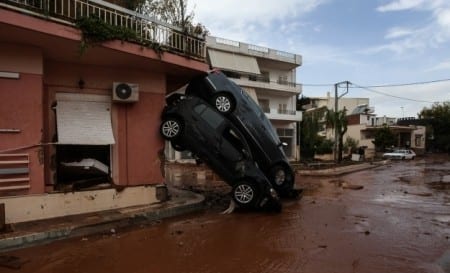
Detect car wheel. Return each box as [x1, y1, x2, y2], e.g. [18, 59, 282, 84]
[213, 93, 235, 114]
[232, 181, 258, 208]
[269, 165, 294, 193]
[160, 118, 183, 140]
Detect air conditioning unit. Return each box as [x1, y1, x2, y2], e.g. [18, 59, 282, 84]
[112, 82, 139, 102]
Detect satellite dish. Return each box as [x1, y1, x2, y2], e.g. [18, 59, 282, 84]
[115, 83, 132, 99]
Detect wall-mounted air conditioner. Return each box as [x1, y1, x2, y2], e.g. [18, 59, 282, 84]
[112, 82, 139, 102]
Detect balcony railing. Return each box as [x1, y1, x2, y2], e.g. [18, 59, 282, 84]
[227, 72, 300, 88]
[261, 108, 297, 116]
[2, 0, 206, 60]
[277, 109, 297, 115]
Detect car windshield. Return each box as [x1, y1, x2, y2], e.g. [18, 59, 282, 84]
[393, 150, 405, 153]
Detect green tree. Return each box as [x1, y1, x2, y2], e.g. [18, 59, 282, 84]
[419, 101, 450, 152]
[372, 125, 396, 152]
[299, 111, 320, 160]
[325, 108, 348, 162]
[315, 138, 334, 155]
[139, 0, 208, 36]
[344, 137, 359, 155]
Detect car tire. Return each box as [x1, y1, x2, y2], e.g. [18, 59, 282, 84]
[212, 93, 235, 114]
[232, 181, 258, 208]
[269, 165, 294, 194]
[160, 117, 183, 140]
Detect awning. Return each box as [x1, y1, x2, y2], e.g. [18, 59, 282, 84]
[208, 49, 261, 75]
[56, 97, 115, 145]
[241, 87, 259, 105]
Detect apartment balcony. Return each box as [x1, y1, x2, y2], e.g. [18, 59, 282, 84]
[206, 36, 301, 69]
[261, 108, 302, 122]
[1, 0, 206, 60]
[231, 75, 302, 95]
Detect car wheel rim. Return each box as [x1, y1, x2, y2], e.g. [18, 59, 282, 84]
[234, 184, 254, 204]
[215, 96, 231, 113]
[274, 169, 286, 186]
[162, 120, 179, 138]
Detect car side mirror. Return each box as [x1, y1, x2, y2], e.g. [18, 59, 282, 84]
[279, 142, 288, 147]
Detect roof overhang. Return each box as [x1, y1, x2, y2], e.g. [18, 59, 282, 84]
[207, 49, 260, 75]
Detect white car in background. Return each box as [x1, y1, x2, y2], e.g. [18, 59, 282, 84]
[382, 149, 416, 160]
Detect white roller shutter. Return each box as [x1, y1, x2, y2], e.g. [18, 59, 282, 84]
[56, 94, 115, 145]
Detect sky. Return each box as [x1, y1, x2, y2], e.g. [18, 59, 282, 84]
[187, 0, 450, 118]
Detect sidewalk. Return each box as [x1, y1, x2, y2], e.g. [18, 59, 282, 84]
[296, 161, 387, 176]
[0, 188, 205, 252]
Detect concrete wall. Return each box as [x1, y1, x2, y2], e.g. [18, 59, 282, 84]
[0, 186, 157, 224]
[0, 43, 45, 194]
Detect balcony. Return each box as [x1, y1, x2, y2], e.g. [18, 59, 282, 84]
[227, 73, 302, 94]
[206, 36, 302, 68]
[262, 108, 302, 122]
[1, 0, 206, 60]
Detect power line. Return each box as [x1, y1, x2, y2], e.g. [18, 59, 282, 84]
[300, 77, 450, 88]
[353, 78, 450, 88]
[261, 77, 448, 103]
[351, 83, 437, 103]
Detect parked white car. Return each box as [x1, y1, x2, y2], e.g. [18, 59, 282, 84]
[382, 149, 416, 160]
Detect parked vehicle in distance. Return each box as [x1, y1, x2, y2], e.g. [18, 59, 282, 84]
[185, 70, 295, 196]
[382, 149, 416, 160]
[160, 94, 281, 211]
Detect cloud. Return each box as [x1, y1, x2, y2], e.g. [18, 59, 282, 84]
[369, 1, 450, 55]
[188, 0, 327, 41]
[385, 27, 414, 39]
[376, 0, 427, 12]
[427, 60, 450, 72]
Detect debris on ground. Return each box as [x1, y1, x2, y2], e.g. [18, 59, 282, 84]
[341, 183, 364, 190]
[0, 255, 29, 270]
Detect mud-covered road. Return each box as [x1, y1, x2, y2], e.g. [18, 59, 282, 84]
[3, 155, 450, 273]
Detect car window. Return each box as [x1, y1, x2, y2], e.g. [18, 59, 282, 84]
[194, 104, 224, 129]
[221, 128, 248, 162]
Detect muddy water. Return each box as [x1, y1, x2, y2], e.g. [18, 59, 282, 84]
[4, 156, 450, 273]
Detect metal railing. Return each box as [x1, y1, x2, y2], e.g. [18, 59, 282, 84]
[277, 109, 297, 115]
[2, 0, 206, 60]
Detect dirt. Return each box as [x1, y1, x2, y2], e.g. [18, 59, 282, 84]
[1, 154, 449, 273]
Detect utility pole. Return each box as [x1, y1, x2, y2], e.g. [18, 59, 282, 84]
[334, 81, 350, 162]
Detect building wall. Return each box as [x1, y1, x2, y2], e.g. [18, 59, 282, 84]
[410, 126, 426, 154]
[306, 95, 369, 113]
[0, 43, 45, 194]
[44, 61, 166, 187]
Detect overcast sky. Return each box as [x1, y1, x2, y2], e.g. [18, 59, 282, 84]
[187, 0, 450, 118]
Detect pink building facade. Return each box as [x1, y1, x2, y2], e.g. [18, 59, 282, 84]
[0, 1, 207, 222]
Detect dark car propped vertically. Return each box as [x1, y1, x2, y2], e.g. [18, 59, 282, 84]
[185, 70, 295, 196]
[160, 94, 281, 211]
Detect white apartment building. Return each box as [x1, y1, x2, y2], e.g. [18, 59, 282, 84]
[205, 36, 303, 160]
